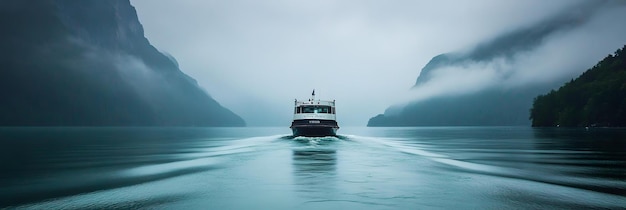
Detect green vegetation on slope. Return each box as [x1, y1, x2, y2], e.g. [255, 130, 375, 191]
[530, 45, 626, 127]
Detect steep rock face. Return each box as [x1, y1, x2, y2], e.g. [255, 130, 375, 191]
[0, 0, 245, 126]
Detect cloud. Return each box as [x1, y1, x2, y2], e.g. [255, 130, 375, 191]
[400, 1, 626, 106]
[131, 0, 626, 126]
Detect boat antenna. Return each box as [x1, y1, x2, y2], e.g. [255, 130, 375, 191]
[311, 89, 315, 101]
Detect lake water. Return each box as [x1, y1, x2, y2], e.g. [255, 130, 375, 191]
[1, 127, 625, 209]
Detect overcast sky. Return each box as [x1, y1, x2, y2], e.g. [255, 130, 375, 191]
[130, 0, 626, 126]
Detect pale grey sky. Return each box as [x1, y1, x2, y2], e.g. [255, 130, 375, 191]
[130, 0, 626, 126]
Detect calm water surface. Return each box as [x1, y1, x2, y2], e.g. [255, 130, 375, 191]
[0, 127, 625, 209]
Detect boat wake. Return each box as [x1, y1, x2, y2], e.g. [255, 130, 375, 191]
[290, 136, 343, 147]
[345, 134, 626, 201]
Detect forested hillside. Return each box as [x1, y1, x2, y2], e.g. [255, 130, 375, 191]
[530, 45, 626, 127]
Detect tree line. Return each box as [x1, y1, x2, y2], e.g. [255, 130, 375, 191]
[530, 45, 626, 127]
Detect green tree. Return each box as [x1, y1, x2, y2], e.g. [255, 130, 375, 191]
[530, 45, 626, 127]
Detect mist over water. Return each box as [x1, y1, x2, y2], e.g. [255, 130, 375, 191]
[401, 1, 626, 107]
[130, 0, 626, 126]
[1, 127, 624, 209]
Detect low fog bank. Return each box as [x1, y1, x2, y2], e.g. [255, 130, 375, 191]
[400, 1, 626, 106]
[132, 0, 625, 126]
[370, 1, 626, 126]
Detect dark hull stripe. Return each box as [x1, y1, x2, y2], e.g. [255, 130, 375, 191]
[291, 126, 338, 137]
[290, 119, 339, 137]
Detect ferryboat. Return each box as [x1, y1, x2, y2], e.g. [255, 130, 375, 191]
[290, 90, 339, 137]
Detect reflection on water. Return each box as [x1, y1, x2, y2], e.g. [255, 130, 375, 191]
[533, 128, 626, 152]
[530, 128, 626, 196]
[292, 149, 337, 175]
[291, 137, 338, 196]
[1, 127, 625, 209]
[0, 127, 261, 207]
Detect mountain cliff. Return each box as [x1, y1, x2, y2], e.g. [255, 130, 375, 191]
[0, 0, 245, 126]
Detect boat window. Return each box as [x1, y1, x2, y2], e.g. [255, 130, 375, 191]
[301, 106, 331, 113]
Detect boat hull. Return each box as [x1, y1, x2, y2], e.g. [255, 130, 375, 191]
[290, 119, 339, 137]
[291, 126, 338, 137]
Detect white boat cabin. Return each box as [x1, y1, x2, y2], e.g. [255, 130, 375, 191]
[293, 99, 336, 121]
